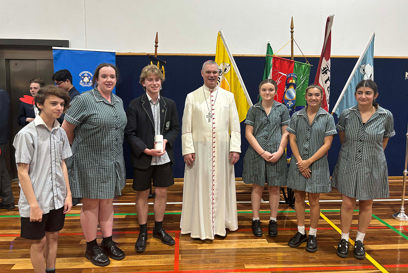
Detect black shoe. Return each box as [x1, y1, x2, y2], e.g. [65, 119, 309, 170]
[288, 232, 307, 248]
[268, 220, 278, 237]
[85, 245, 110, 267]
[354, 240, 366, 260]
[135, 232, 147, 253]
[252, 220, 262, 237]
[215, 230, 228, 240]
[101, 240, 125, 260]
[72, 198, 81, 206]
[337, 239, 349, 258]
[153, 229, 175, 246]
[305, 235, 318, 253]
[0, 203, 15, 210]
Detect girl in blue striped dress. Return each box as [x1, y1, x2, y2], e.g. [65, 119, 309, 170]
[286, 85, 337, 252]
[242, 79, 290, 238]
[333, 80, 395, 260]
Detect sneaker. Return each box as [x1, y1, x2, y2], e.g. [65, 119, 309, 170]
[288, 232, 307, 248]
[354, 240, 366, 260]
[252, 220, 262, 237]
[336, 239, 349, 258]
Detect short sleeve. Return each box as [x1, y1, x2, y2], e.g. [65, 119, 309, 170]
[325, 114, 337, 136]
[64, 95, 87, 126]
[384, 111, 396, 138]
[336, 109, 348, 132]
[13, 131, 34, 164]
[286, 113, 298, 135]
[60, 129, 72, 160]
[281, 107, 290, 126]
[244, 106, 255, 126]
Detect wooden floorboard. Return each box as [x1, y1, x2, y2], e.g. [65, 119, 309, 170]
[0, 178, 408, 272]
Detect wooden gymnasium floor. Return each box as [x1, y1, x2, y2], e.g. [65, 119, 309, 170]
[1, 177, 408, 273]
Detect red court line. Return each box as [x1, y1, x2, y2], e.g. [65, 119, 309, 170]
[174, 232, 180, 272]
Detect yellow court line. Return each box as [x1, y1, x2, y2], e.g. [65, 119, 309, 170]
[306, 202, 389, 273]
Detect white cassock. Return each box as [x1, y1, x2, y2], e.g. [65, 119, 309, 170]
[180, 85, 241, 240]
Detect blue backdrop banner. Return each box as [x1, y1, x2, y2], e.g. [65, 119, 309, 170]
[52, 48, 116, 93]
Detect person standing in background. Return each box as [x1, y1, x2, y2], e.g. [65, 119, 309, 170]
[0, 88, 15, 210]
[17, 78, 45, 127]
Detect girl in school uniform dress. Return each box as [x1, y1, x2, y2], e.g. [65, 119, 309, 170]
[286, 85, 337, 252]
[332, 79, 395, 260]
[242, 79, 290, 238]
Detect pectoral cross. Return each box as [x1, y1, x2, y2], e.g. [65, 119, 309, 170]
[206, 112, 213, 123]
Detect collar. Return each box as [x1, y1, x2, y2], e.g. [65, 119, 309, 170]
[146, 92, 160, 104]
[253, 100, 282, 110]
[296, 106, 328, 117]
[92, 88, 120, 104]
[33, 115, 60, 130]
[203, 85, 218, 94]
[68, 86, 77, 94]
[349, 105, 386, 115]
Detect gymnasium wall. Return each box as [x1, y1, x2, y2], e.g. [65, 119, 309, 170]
[1, 0, 407, 56]
[116, 54, 408, 178]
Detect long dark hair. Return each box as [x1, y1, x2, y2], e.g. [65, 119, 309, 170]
[355, 79, 379, 108]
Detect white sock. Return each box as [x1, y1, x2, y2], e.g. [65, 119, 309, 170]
[309, 227, 317, 236]
[270, 217, 277, 222]
[298, 226, 305, 235]
[341, 232, 350, 241]
[253, 217, 260, 221]
[356, 231, 365, 243]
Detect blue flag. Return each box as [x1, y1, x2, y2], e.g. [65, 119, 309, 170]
[333, 33, 375, 116]
[52, 48, 116, 93]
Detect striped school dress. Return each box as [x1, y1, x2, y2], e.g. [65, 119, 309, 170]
[287, 107, 337, 193]
[65, 88, 127, 199]
[242, 101, 290, 186]
[332, 106, 395, 200]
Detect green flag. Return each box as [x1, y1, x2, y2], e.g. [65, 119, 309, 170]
[263, 43, 274, 80]
[293, 61, 311, 107]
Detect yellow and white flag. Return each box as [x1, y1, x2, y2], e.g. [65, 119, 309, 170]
[215, 31, 252, 122]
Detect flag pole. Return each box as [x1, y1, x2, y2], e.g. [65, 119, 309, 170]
[290, 17, 294, 60]
[393, 125, 408, 221]
[331, 32, 375, 115]
[219, 30, 253, 106]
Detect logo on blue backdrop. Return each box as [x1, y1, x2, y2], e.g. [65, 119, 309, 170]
[79, 71, 93, 87]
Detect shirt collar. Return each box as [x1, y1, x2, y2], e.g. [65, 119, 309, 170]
[33, 115, 60, 130]
[146, 92, 160, 104]
[296, 106, 328, 117]
[203, 85, 218, 93]
[92, 88, 120, 104]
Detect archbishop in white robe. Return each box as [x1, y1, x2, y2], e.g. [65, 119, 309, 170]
[181, 85, 241, 240]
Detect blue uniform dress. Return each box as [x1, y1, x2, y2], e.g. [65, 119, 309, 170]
[65, 89, 127, 199]
[242, 101, 290, 186]
[287, 107, 337, 193]
[332, 106, 395, 200]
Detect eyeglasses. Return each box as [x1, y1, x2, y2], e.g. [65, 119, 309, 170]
[55, 81, 65, 86]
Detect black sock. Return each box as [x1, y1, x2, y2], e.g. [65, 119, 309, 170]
[139, 224, 147, 234]
[86, 238, 98, 252]
[154, 221, 163, 232]
[102, 235, 112, 245]
[46, 269, 55, 273]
